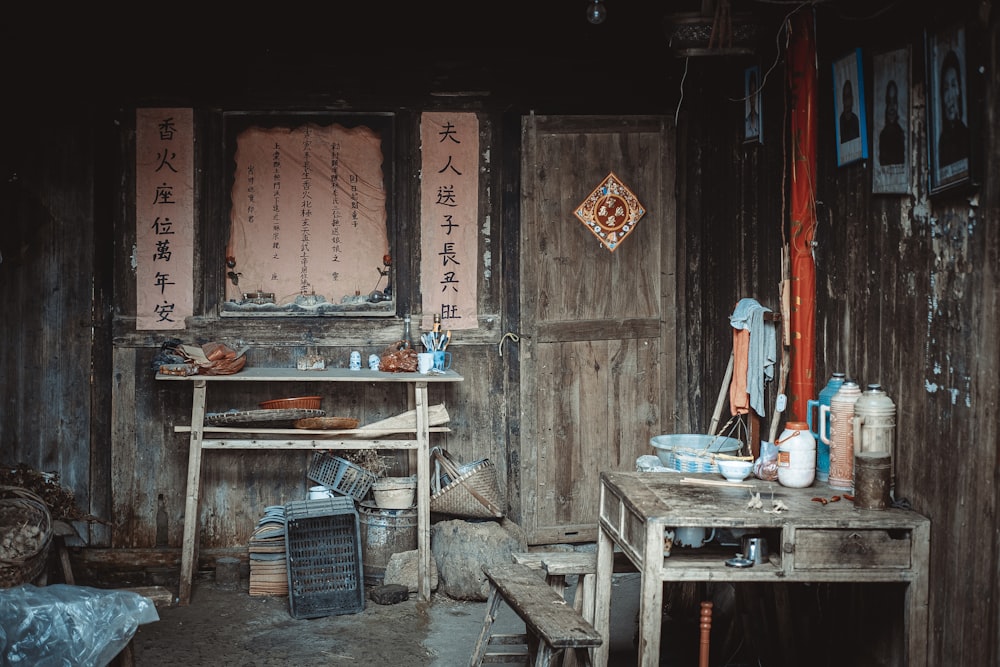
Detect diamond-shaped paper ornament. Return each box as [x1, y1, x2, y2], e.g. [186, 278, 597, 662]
[573, 172, 645, 252]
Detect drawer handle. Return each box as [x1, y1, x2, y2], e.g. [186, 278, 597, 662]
[841, 532, 869, 555]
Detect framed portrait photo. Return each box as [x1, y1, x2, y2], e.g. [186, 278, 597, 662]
[871, 48, 910, 194]
[926, 24, 971, 195]
[744, 65, 762, 144]
[832, 48, 869, 166]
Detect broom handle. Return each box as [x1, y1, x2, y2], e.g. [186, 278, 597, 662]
[709, 352, 735, 435]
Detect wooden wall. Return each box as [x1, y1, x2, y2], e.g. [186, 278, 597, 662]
[673, 4, 999, 666]
[1, 2, 998, 665]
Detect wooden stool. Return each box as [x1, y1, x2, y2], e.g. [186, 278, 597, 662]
[470, 563, 602, 667]
[110, 586, 175, 667]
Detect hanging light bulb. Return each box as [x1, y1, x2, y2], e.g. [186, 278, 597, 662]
[586, 0, 606, 25]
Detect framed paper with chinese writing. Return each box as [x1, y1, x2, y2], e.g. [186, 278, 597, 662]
[222, 113, 395, 316]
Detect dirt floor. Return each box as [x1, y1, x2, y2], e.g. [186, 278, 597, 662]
[130, 578, 443, 666]
[119, 572, 739, 667]
[119, 569, 647, 667]
[59, 555, 764, 666]
[106, 567, 614, 667]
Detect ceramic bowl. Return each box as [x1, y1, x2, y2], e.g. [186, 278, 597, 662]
[717, 459, 753, 482]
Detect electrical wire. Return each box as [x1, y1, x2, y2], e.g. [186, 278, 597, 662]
[674, 57, 690, 125]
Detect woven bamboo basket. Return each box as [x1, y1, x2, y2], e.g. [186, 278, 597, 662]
[0, 485, 53, 588]
[430, 448, 504, 519]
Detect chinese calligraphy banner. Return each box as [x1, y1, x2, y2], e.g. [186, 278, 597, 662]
[227, 124, 389, 306]
[136, 108, 195, 330]
[419, 112, 479, 331]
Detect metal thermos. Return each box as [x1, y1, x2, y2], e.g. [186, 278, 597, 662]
[807, 372, 846, 482]
[853, 383, 897, 487]
[819, 379, 861, 491]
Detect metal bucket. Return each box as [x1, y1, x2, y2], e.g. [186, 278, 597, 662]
[358, 501, 418, 585]
[854, 452, 891, 510]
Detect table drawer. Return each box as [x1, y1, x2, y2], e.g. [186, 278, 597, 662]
[793, 529, 912, 569]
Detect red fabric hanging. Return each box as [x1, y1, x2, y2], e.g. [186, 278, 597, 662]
[787, 10, 818, 422]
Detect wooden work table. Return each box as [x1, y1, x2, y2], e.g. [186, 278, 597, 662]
[157, 367, 463, 606]
[592, 471, 930, 667]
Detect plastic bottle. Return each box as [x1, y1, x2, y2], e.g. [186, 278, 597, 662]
[806, 372, 846, 482]
[776, 421, 816, 488]
[402, 314, 414, 350]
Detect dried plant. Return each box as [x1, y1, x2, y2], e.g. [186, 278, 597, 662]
[334, 450, 391, 478]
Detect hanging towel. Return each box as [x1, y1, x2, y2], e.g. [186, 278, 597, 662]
[729, 298, 777, 417]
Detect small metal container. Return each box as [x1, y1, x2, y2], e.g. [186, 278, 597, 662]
[741, 535, 769, 565]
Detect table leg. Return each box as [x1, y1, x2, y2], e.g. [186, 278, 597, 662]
[906, 521, 931, 667]
[178, 380, 207, 606]
[414, 382, 431, 602]
[593, 522, 614, 666]
[637, 522, 665, 667]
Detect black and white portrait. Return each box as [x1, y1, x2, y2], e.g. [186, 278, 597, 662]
[872, 48, 910, 194]
[927, 24, 971, 193]
[832, 49, 869, 166]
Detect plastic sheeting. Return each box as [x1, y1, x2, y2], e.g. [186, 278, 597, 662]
[0, 584, 159, 666]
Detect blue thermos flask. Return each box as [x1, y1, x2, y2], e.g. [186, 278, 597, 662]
[806, 372, 846, 482]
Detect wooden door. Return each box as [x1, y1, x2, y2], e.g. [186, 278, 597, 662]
[519, 115, 676, 544]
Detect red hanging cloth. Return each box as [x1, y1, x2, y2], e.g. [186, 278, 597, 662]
[787, 10, 818, 422]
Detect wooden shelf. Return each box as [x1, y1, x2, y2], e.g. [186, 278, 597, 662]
[157, 367, 463, 605]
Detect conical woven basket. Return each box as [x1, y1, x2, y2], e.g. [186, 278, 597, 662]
[0, 486, 53, 588]
[430, 449, 504, 519]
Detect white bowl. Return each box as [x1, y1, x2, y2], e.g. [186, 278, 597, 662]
[717, 459, 753, 482]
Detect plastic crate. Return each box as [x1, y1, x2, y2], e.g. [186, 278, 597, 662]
[284, 496, 365, 619]
[307, 452, 377, 501]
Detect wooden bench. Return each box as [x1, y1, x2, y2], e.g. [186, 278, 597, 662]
[512, 551, 636, 624]
[470, 562, 602, 667]
[110, 586, 175, 667]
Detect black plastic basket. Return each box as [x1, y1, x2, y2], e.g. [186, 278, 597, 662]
[284, 496, 365, 619]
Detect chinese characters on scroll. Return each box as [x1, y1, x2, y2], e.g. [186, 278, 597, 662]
[420, 112, 479, 331]
[136, 108, 194, 330]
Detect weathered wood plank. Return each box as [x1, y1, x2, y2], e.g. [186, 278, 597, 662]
[482, 563, 602, 649]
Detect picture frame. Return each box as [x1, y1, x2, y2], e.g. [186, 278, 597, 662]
[743, 65, 762, 144]
[925, 23, 971, 195]
[832, 48, 869, 166]
[871, 48, 910, 194]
